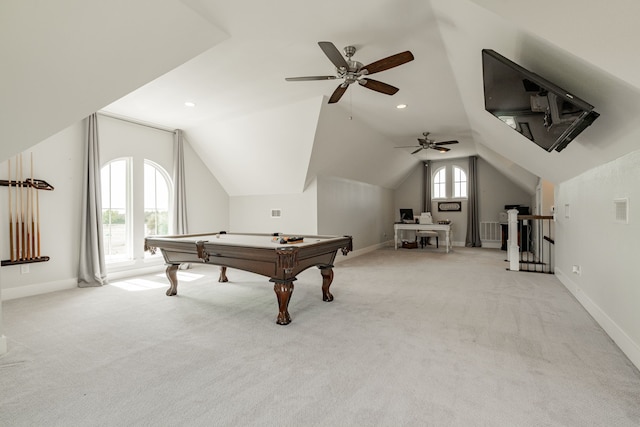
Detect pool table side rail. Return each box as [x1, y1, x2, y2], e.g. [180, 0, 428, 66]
[144, 233, 353, 280]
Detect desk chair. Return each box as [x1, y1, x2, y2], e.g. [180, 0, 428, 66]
[416, 212, 438, 249]
[416, 230, 439, 248]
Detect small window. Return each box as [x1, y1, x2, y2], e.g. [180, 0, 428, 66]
[433, 167, 446, 198]
[453, 166, 467, 198]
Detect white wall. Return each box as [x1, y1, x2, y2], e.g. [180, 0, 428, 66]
[229, 180, 317, 235]
[555, 148, 640, 369]
[317, 176, 395, 251]
[307, 99, 417, 191]
[0, 116, 228, 299]
[0, 123, 85, 296]
[0, 0, 224, 162]
[183, 138, 230, 234]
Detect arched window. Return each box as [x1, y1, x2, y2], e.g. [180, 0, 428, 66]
[433, 167, 446, 198]
[101, 158, 132, 262]
[453, 166, 467, 198]
[101, 158, 172, 265]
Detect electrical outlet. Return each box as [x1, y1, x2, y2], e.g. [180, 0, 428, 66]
[21, 264, 30, 274]
[572, 265, 581, 275]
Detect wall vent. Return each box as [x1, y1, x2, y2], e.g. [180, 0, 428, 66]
[271, 208, 282, 218]
[614, 198, 628, 224]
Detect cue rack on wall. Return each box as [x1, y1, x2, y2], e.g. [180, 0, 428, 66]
[0, 153, 54, 267]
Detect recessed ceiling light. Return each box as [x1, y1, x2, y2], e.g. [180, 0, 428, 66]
[396, 104, 407, 109]
[184, 101, 196, 107]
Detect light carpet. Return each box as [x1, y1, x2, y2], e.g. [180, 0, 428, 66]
[1, 247, 639, 426]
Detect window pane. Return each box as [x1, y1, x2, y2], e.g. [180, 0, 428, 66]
[453, 166, 467, 198]
[101, 159, 130, 263]
[433, 168, 446, 198]
[144, 162, 170, 240]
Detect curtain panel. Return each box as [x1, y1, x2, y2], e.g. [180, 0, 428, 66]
[78, 113, 107, 287]
[465, 156, 481, 247]
[172, 129, 188, 235]
[423, 160, 432, 213]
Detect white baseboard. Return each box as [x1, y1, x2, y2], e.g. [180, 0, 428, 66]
[556, 267, 640, 371]
[2, 278, 77, 301]
[481, 241, 501, 249]
[334, 240, 390, 264]
[2, 278, 78, 301]
[2, 264, 168, 301]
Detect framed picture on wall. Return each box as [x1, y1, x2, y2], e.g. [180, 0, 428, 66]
[438, 201, 461, 212]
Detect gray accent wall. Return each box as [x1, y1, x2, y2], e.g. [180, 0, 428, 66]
[317, 176, 395, 251]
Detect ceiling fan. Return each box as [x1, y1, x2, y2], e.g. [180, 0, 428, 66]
[397, 132, 459, 154]
[285, 41, 414, 104]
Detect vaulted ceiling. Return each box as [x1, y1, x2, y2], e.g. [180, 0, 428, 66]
[3, 0, 640, 197]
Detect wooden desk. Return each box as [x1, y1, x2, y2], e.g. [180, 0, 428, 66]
[393, 223, 452, 253]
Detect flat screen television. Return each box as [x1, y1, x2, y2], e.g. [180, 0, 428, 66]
[399, 208, 415, 223]
[482, 49, 599, 152]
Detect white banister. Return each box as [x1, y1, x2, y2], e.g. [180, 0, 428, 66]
[507, 209, 520, 271]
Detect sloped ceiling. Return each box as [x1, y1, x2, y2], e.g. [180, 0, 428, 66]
[0, 0, 226, 161]
[4, 0, 640, 197]
[104, 0, 479, 195]
[431, 0, 640, 184]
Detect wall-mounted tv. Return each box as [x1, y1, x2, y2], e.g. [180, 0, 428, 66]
[482, 49, 599, 152]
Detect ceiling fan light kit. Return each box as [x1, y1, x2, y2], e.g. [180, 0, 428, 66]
[285, 41, 414, 104]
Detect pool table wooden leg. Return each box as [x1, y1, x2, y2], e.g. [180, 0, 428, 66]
[165, 264, 179, 296]
[273, 281, 294, 325]
[320, 266, 334, 302]
[219, 266, 228, 282]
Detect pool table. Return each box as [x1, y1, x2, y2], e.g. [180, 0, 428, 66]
[144, 232, 353, 325]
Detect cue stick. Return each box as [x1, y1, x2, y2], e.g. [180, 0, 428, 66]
[21, 153, 28, 259]
[36, 175, 41, 258]
[8, 157, 14, 262]
[30, 153, 35, 259]
[19, 153, 25, 260]
[14, 155, 21, 260]
[21, 153, 27, 260]
[25, 154, 31, 259]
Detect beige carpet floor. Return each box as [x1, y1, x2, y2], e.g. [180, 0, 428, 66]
[1, 246, 639, 426]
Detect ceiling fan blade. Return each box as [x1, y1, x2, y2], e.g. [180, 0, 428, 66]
[328, 84, 349, 104]
[285, 76, 337, 81]
[434, 140, 459, 146]
[411, 147, 424, 154]
[358, 78, 399, 95]
[361, 51, 414, 75]
[395, 145, 421, 148]
[318, 41, 349, 69]
[417, 138, 428, 144]
[431, 146, 450, 152]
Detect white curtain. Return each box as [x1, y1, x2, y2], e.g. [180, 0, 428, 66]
[465, 156, 481, 247]
[78, 114, 107, 287]
[172, 129, 188, 235]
